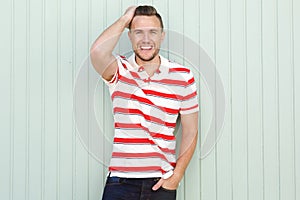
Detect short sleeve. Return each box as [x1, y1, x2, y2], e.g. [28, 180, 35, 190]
[101, 55, 130, 89]
[179, 70, 199, 115]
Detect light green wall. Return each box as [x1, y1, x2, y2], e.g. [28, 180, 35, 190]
[0, 0, 299, 200]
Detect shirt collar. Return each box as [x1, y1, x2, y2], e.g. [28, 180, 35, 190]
[128, 53, 168, 74]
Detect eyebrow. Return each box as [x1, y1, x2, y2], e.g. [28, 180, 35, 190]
[131, 28, 162, 32]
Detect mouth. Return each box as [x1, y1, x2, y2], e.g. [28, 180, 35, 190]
[139, 46, 153, 51]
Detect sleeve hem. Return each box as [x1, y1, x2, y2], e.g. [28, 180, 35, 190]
[179, 107, 199, 115]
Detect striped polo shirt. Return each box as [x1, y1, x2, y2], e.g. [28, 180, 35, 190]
[103, 53, 199, 179]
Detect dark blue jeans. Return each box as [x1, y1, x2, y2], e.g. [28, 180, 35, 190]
[102, 177, 176, 200]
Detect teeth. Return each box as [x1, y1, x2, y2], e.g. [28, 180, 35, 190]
[140, 46, 152, 50]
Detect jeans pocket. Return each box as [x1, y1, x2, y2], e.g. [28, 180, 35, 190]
[160, 186, 177, 193]
[106, 177, 123, 185]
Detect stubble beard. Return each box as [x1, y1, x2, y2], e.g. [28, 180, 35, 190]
[134, 48, 160, 62]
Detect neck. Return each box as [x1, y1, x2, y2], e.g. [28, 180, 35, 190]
[135, 54, 161, 77]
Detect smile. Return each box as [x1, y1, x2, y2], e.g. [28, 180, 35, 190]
[140, 46, 153, 50]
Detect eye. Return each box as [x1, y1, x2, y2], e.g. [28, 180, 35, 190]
[150, 30, 158, 34]
[134, 30, 142, 35]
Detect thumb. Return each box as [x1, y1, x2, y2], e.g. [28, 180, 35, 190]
[152, 178, 164, 191]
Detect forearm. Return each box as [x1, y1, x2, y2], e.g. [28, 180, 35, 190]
[173, 130, 198, 181]
[90, 15, 129, 57]
[90, 6, 136, 76]
[152, 127, 198, 191]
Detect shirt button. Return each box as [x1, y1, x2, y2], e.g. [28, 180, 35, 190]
[138, 67, 144, 72]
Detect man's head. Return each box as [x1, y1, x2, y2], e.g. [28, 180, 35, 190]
[128, 5, 165, 64]
[129, 5, 164, 30]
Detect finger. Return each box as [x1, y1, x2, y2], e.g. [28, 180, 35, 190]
[125, 6, 137, 16]
[152, 178, 164, 191]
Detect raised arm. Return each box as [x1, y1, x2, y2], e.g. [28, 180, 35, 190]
[90, 6, 136, 81]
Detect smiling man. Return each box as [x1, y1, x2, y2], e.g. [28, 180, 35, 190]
[90, 5, 199, 200]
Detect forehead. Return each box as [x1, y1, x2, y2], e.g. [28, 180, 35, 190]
[130, 15, 162, 30]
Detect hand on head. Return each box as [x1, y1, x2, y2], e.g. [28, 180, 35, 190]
[123, 6, 137, 28]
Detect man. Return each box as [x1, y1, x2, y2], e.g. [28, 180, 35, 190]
[90, 5, 199, 200]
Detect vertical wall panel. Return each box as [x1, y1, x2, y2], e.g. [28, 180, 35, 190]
[137, 0, 151, 5]
[28, 0, 43, 199]
[277, 0, 296, 199]
[199, 1, 217, 200]
[75, 0, 89, 199]
[246, 0, 264, 199]
[88, 0, 104, 199]
[12, 0, 28, 199]
[0, 0, 12, 199]
[59, 0, 76, 199]
[183, 0, 201, 199]
[294, 0, 300, 199]
[262, 0, 280, 199]
[168, 0, 184, 63]
[43, 0, 59, 199]
[231, 0, 248, 199]
[215, 0, 232, 199]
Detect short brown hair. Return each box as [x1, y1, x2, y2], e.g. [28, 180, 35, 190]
[129, 5, 164, 30]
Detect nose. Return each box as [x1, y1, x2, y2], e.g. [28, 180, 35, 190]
[142, 32, 150, 42]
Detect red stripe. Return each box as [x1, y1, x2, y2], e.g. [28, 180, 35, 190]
[109, 166, 167, 174]
[119, 76, 138, 86]
[113, 137, 156, 145]
[187, 77, 195, 85]
[113, 137, 176, 154]
[180, 104, 199, 112]
[182, 91, 197, 101]
[111, 91, 131, 99]
[142, 89, 183, 100]
[111, 91, 179, 114]
[115, 122, 176, 141]
[149, 132, 175, 141]
[158, 147, 176, 154]
[152, 79, 187, 86]
[121, 62, 128, 69]
[109, 67, 119, 84]
[115, 122, 142, 129]
[112, 152, 168, 160]
[169, 67, 190, 73]
[119, 55, 127, 60]
[129, 71, 141, 79]
[139, 125, 176, 141]
[114, 107, 176, 127]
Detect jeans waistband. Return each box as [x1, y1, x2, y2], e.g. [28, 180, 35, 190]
[106, 176, 161, 185]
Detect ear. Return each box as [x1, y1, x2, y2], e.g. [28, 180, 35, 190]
[161, 31, 166, 42]
[128, 30, 132, 42]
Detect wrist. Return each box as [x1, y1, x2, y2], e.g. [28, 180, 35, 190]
[120, 15, 132, 28]
[173, 168, 184, 182]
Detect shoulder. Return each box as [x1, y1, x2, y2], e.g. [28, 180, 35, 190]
[161, 56, 192, 74]
[168, 63, 191, 74]
[116, 54, 134, 70]
[163, 59, 195, 83]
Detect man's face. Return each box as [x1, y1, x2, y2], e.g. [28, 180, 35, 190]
[128, 15, 165, 63]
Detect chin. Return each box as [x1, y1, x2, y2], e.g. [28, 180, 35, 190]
[138, 55, 156, 62]
[135, 50, 160, 62]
